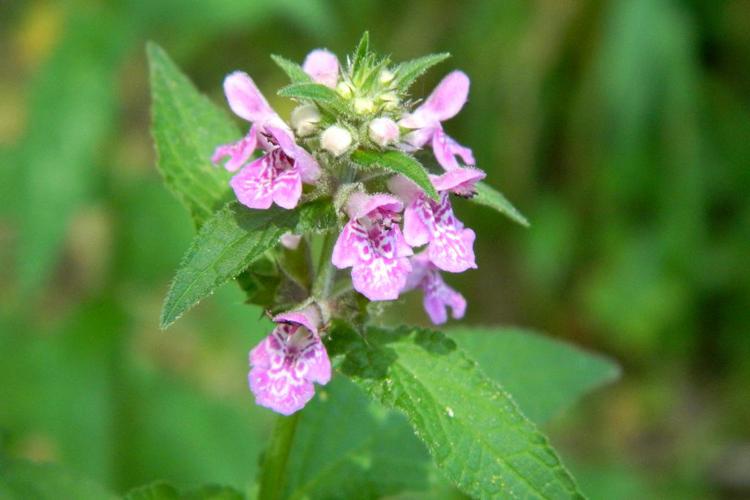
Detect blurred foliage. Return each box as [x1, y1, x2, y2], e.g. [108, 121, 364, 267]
[1, 0, 749, 498]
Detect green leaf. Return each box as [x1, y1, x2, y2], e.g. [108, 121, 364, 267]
[0, 458, 117, 500]
[16, 12, 129, 295]
[393, 53, 451, 91]
[283, 377, 430, 499]
[330, 323, 585, 499]
[277, 83, 349, 116]
[125, 481, 245, 500]
[160, 199, 336, 329]
[148, 42, 237, 228]
[351, 31, 370, 76]
[350, 150, 438, 200]
[449, 327, 620, 423]
[278, 83, 341, 103]
[270, 55, 312, 84]
[470, 181, 530, 227]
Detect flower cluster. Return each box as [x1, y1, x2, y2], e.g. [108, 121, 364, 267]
[213, 42, 486, 415]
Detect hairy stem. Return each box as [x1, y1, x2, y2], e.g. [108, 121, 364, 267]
[258, 412, 301, 500]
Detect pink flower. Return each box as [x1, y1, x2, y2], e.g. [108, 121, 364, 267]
[248, 306, 331, 415]
[403, 253, 466, 325]
[399, 71, 475, 170]
[212, 72, 320, 209]
[389, 169, 484, 273]
[332, 192, 413, 301]
[302, 49, 339, 88]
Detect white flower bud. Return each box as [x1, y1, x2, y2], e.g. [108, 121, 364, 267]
[378, 91, 400, 111]
[368, 117, 399, 147]
[336, 81, 354, 99]
[353, 97, 375, 115]
[290, 104, 321, 137]
[321, 125, 352, 156]
[378, 69, 395, 84]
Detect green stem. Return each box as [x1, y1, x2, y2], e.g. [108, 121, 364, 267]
[312, 230, 337, 300]
[258, 412, 301, 500]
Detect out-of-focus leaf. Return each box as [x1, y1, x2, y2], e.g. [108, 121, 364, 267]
[125, 481, 180, 500]
[0, 299, 125, 484]
[160, 199, 337, 329]
[393, 53, 451, 92]
[448, 327, 620, 423]
[469, 181, 529, 227]
[125, 481, 245, 500]
[16, 11, 129, 295]
[0, 458, 117, 500]
[350, 150, 438, 200]
[329, 323, 584, 499]
[148, 42, 237, 228]
[283, 377, 430, 499]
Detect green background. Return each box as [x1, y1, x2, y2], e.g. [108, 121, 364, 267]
[1, 0, 748, 498]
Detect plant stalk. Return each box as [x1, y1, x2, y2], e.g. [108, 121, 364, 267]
[258, 412, 301, 500]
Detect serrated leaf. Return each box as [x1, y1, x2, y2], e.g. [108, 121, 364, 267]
[393, 53, 451, 91]
[278, 83, 340, 103]
[277, 83, 349, 116]
[350, 150, 438, 200]
[148, 42, 237, 228]
[160, 199, 336, 329]
[271, 54, 312, 84]
[449, 327, 620, 423]
[0, 458, 117, 500]
[469, 181, 530, 227]
[330, 323, 585, 499]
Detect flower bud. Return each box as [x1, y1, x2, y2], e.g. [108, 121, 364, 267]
[336, 81, 354, 99]
[353, 97, 375, 115]
[379, 69, 395, 84]
[290, 104, 321, 137]
[378, 91, 400, 111]
[368, 117, 399, 147]
[321, 125, 352, 156]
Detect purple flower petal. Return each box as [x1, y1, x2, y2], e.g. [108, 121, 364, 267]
[302, 49, 339, 88]
[332, 221, 368, 269]
[248, 310, 330, 415]
[352, 254, 412, 301]
[430, 167, 486, 196]
[211, 125, 258, 172]
[432, 127, 476, 169]
[230, 156, 275, 209]
[271, 167, 302, 209]
[401, 70, 469, 127]
[224, 72, 276, 123]
[422, 269, 466, 324]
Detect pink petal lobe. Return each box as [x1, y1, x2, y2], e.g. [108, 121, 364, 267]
[402, 200, 432, 247]
[230, 156, 275, 209]
[249, 365, 315, 416]
[271, 168, 302, 209]
[302, 49, 339, 88]
[211, 126, 258, 172]
[416, 70, 470, 123]
[293, 146, 321, 183]
[224, 72, 276, 123]
[429, 226, 477, 273]
[351, 256, 412, 301]
[332, 221, 366, 269]
[345, 192, 403, 220]
[430, 166, 485, 195]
